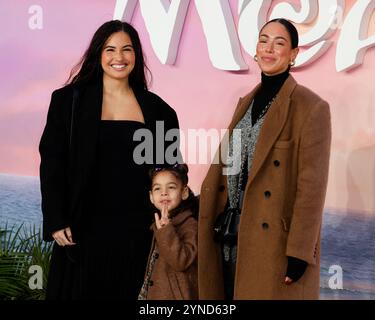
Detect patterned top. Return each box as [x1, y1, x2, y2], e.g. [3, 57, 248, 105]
[227, 100, 267, 209]
[223, 98, 272, 263]
[138, 245, 159, 300]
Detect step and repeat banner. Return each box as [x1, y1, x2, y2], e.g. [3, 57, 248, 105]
[0, 0, 374, 299]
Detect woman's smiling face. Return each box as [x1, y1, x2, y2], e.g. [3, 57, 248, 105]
[256, 21, 299, 76]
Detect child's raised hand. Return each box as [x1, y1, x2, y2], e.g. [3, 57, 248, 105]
[154, 204, 170, 229]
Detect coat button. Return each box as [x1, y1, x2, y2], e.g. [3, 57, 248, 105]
[262, 222, 269, 229]
[219, 185, 225, 192]
[264, 191, 271, 198]
[274, 160, 280, 167]
[149, 280, 154, 286]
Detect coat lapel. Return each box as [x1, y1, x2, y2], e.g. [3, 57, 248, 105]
[246, 75, 297, 185]
[67, 82, 102, 227]
[217, 84, 260, 172]
[76, 82, 103, 183]
[227, 84, 260, 134]
[215, 84, 260, 201]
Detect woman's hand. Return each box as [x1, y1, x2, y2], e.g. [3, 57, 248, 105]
[284, 256, 308, 285]
[284, 277, 293, 285]
[154, 204, 171, 229]
[52, 227, 76, 246]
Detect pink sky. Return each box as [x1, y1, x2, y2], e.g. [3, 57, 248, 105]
[1, 0, 375, 214]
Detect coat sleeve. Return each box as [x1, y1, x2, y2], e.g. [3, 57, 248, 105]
[286, 100, 331, 265]
[39, 89, 71, 241]
[154, 217, 198, 272]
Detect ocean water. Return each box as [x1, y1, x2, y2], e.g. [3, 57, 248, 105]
[0, 173, 374, 300]
[0, 174, 42, 228]
[320, 209, 375, 299]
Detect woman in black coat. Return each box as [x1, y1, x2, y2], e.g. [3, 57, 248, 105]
[39, 20, 181, 299]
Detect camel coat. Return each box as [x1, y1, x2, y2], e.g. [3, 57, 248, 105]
[143, 210, 198, 300]
[198, 75, 331, 300]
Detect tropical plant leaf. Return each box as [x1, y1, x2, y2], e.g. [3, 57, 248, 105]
[0, 222, 52, 300]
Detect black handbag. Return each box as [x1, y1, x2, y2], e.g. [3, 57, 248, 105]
[213, 157, 248, 244]
[213, 207, 241, 244]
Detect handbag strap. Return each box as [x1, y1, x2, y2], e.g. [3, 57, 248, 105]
[69, 88, 78, 149]
[237, 156, 248, 210]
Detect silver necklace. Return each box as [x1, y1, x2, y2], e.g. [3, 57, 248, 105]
[254, 96, 276, 124]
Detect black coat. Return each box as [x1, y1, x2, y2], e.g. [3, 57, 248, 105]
[39, 82, 180, 243]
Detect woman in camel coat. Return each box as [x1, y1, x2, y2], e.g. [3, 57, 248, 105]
[198, 19, 331, 300]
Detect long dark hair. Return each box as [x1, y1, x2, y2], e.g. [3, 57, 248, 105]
[66, 20, 150, 90]
[149, 164, 199, 219]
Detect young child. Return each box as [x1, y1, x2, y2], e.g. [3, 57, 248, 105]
[138, 163, 199, 300]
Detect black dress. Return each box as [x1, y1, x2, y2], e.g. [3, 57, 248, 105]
[48, 120, 152, 300]
[82, 120, 152, 299]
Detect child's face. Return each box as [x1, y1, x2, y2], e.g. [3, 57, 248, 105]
[150, 171, 189, 213]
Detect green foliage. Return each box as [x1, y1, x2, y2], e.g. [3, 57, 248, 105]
[0, 223, 53, 300]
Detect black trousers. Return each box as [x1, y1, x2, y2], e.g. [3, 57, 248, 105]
[221, 242, 237, 300]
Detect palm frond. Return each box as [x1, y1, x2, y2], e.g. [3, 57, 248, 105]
[0, 222, 52, 300]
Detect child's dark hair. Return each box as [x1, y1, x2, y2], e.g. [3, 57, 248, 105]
[149, 163, 189, 186]
[149, 163, 199, 219]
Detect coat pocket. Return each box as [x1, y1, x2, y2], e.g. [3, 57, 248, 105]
[274, 139, 294, 149]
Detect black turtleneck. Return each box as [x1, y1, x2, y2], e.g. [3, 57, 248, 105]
[251, 68, 290, 126]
